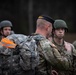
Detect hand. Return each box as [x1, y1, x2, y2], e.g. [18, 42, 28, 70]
[51, 70, 58, 75]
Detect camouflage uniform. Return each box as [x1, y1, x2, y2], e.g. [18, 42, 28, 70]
[32, 34, 51, 75]
[0, 34, 29, 75]
[0, 20, 14, 75]
[73, 41, 76, 49]
[50, 19, 76, 75]
[31, 33, 72, 75]
[51, 39, 76, 75]
[0, 34, 39, 75]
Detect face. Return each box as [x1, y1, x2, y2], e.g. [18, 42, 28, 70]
[53, 28, 65, 39]
[1, 27, 12, 37]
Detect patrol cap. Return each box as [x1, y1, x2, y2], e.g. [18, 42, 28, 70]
[54, 19, 68, 31]
[0, 20, 13, 29]
[38, 15, 54, 24]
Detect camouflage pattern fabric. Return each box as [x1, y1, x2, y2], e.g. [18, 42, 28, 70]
[39, 39, 72, 70]
[19, 36, 39, 71]
[31, 34, 75, 75]
[6, 34, 28, 45]
[50, 39, 76, 75]
[73, 41, 76, 49]
[0, 34, 39, 75]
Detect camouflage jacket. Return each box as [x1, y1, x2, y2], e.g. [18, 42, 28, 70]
[50, 39, 76, 75]
[73, 41, 76, 49]
[32, 33, 76, 75]
[32, 33, 51, 75]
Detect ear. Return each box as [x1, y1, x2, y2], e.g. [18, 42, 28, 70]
[45, 24, 49, 30]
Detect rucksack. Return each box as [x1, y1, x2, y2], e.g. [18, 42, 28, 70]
[0, 34, 39, 71]
[19, 36, 39, 71]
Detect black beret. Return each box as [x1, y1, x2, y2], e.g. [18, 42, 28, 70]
[38, 15, 54, 24]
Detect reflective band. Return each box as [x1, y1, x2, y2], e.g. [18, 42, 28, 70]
[0, 38, 17, 48]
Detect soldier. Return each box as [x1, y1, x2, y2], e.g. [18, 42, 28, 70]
[49, 19, 76, 75]
[0, 20, 13, 75]
[31, 15, 72, 75]
[0, 20, 13, 41]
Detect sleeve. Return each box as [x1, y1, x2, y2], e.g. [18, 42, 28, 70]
[72, 44, 76, 56]
[38, 39, 71, 70]
[72, 41, 76, 49]
[71, 44, 76, 72]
